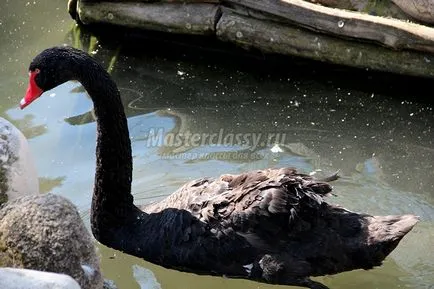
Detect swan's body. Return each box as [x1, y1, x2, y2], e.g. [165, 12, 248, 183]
[0, 117, 38, 203]
[21, 46, 418, 289]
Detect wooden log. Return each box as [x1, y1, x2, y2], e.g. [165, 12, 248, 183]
[304, 0, 406, 17]
[391, 0, 434, 24]
[306, 0, 420, 22]
[216, 11, 434, 78]
[80, 0, 220, 2]
[225, 0, 434, 53]
[77, 1, 220, 35]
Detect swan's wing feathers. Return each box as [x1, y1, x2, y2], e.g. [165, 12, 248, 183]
[143, 168, 335, 256]
[195, 168, 335, 249]
[140, 168, 336, 271]
[222, 168, 331, 216]
[142, 177, 218, 213]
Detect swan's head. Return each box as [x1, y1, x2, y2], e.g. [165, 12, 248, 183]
[20, 46, 89, 109]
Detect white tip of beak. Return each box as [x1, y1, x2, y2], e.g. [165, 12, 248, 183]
[19, 98, 27, 109]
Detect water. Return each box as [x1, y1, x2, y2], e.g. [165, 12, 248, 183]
[1, 1, 433, 288]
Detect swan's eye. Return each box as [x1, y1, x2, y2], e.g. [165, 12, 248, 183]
[29, 68, 40, 75]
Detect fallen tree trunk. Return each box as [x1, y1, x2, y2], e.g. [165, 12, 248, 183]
[391, 0, 434, 24]
[77, 1, 220, 35]
[225, 0, 434, 53]
[70, 0, 434, 78]
[216, 11, 434, 78]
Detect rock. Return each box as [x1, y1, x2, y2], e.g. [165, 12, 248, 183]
[0, 117, 38, 205]
[103, 279, 118, 289]
[0, 268, 81, 289]
[0, 194, 104, 289]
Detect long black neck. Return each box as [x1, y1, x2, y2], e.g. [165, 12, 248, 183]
[77, 60, 136, 241]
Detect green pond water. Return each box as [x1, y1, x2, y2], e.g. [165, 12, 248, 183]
[1, 1, 433, 288]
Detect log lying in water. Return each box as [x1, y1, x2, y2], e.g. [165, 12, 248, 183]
[71, 0, 434, 78]
[391, 0, 434, 24]
[77, 1, 220, 35]
[225, 0, 434, 53]
[216, 11, 434, 78]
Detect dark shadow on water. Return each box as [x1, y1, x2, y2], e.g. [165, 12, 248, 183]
[64, 25, 434, 197]
[67, 24, 434, 105]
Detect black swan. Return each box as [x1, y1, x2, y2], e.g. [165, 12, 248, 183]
[20, 46, 418, 289]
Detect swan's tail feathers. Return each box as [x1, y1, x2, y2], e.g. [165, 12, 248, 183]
[316, 170, 340, 183]
[302, 180, 333, 198]
[364, 214, 419, 266]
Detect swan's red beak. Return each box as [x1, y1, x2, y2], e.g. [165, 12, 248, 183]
[20, 70, 43, 109]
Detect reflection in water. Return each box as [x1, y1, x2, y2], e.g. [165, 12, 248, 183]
[9, 114, 48, 139]
[39, 176, 65, 194]
[1, 3, 433, 289]
[133, 265, 162, 289]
